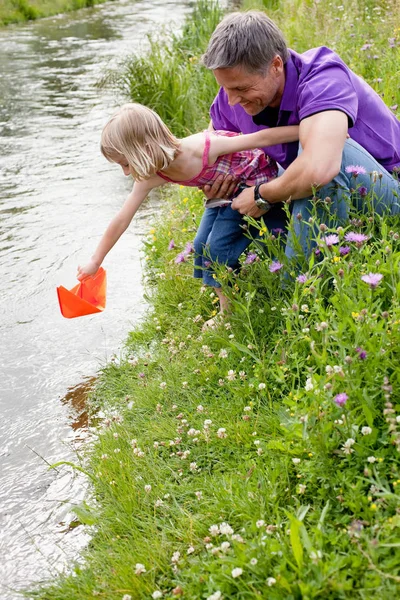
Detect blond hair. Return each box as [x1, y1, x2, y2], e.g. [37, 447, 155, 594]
[101, 103, 180, 180]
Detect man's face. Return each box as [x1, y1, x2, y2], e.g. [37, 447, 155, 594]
[213, 57, 285, 116]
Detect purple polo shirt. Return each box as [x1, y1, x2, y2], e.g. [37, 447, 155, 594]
[210, 47, 400, 172]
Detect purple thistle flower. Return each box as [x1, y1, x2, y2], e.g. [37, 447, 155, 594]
[168, 239, 175, 250]
[244, 252, 257, 264]
[356, 347, 367, 360]
[272, 228, 285, 236]
[346, 165, 367, 177]
[322, 234, 339, 247]
[296, 274, 308, 284]
[339, 246, 351, 256]
[314, 248, 321, 256]
[138, 372, 145, 378]
[361, 272, 383, 288]
[358, 186, 368, 197]
[175, 252, 187, 264]
[269, 261, 283, 273]
[334, 393, 348, 407]
[184, 241, 194, 254]
[344, 232, 369, 245]
[204, 260, 211, 267]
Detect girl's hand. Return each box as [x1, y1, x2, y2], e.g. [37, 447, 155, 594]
[77, 260, 101, 281]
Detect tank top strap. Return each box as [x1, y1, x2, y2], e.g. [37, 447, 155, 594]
[202, 130, 211, 168]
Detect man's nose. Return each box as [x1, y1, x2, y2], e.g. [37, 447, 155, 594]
[226, 90, 241, 106]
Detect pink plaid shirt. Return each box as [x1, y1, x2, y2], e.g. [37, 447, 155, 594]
[157, 130, 277, 191]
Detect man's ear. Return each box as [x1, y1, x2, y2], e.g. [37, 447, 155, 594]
[271, 55, 284, 76]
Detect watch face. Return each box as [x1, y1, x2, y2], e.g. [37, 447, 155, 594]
[256, 198, 270, 210]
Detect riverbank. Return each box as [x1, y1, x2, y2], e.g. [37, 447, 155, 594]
[0, 0, 113, 26]
[30, 0, 400, 598]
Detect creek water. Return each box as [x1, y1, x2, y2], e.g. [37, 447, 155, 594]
[0, 0, 192, 596]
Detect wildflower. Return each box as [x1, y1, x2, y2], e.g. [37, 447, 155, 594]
[185, 241, 194, 254]
[155, 499, 164, 507]
[339, 245, 351, 255]
[266, 577, 277, 587]
[197, 405, 204, 412]
[195, 491, 202, 500]
[250, 558, 258, 565]
[219, 349, 228, 358]
[244, 252, 257, 264]
[135, 563, 146, 575]
[175, 252, 186, 264]
[256, 520, 265, 528]
[367, 456, 377, 463]
[231, 567, 243, 578]
[152, 592, 163, 599]
[344, 232, 368, 245]
[209, 525, 219, 536]
[123, 596, 132, 600]
[305, 377, 314, 391]
[219, 522, 234, 535]
[342, 438, 356, 454]
[217, 428, 227, 439]
[144, 485, 152, 493]
[298, 484, 306, 494]
[361, 273, 383, 288]
[227, 370, 236, 381]
[204, 419, 212, 428]
[258, 382, 266, 390]
[362, 426, 372, 435]
[171, 551, 180, 564]
[356, 347, 367, 360]
[322, 234, 339, 247]
[207, 593, 222, 600]
[358, 186, 368, 197]
[292, 458, 301, 464]
[187, 546, 195, 555]
[346, 165, 367, 176]
[257, 448, 263, 455]
[220, 541, 230, 553]
[269, 261, 283, 273]
[296, 273, 308, 283]
[334, 393, 348, 407]
[160, 382, 167, 389]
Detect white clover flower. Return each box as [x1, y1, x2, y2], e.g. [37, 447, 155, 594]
[122, 595, 132, 600]
[204, 419, 213, 428]
[396, 415, 400, 423]
[187, 546, 195, 555]
[152, 592, 162, 599]
[367, 456, 377, 463]
[292, 458, 301, 464]
[305, 377, 314, 391]
[325, 365, 333, 375]
[298, 484, 306, 494]
[227, 370, 236, 381]
[171, 551, 180, 564]
[144, 485, 152, 493]
[219, 522, 234, 536]
[135, 563, 146, 575]
[182, 381, 188, 388]
[159, 382, 167, 389]
[333, 365, 343, 374]
[209, 524, 219, 536]
[217, 428, 227, 439]
[231, 567, 243, 578]
[219, 349, 228, 358]
[207, 592, 222, 600]
[250, 558, 258, 566]
[256, 519, 265, 528]
[244, 406, 252, 412]
[266, 577, 276, 586]
[258, 382, 266, 390]
[254, 440, 260, 445]
[310, 550, 322, 563]
[220, 541, 230, 552]
[361, 426, 372, 435]
[155, 499, 164, 507]
[190, 462, 198, 472]
[302, 327, 310, 333]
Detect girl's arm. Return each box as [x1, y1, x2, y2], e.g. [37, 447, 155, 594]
[210, 125, 300, 160]
[77, 176, 164, 280]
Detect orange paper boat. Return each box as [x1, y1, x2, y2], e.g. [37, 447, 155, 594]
[57, 268, 107, 319]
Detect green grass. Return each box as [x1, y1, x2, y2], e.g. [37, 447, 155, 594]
[0, 0, 112, 26]
[29, 0, 400, 598]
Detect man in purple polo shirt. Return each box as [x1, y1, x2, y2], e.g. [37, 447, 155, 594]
[202, 11, 400, 257]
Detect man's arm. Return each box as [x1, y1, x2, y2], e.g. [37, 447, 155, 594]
[231, 110, 348, 217]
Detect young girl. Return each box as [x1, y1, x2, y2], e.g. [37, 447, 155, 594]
[77, 103, 298, 324]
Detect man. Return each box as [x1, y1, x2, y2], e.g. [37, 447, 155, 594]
[202, 11, 400, 257]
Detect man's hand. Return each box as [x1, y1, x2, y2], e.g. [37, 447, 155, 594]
[231, 186, 267, 218]
[202, 173, 238, 200]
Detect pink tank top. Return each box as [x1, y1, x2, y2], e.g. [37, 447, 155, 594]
[157, 130, 277, 189]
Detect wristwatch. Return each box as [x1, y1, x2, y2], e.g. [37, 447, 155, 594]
[254, 184, 273, 212]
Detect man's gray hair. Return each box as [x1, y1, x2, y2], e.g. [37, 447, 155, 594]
[202, 11, 289, 74]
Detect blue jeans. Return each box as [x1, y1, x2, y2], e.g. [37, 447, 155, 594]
[193, 202, 287, 287]
[286, 138, 400, 259]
